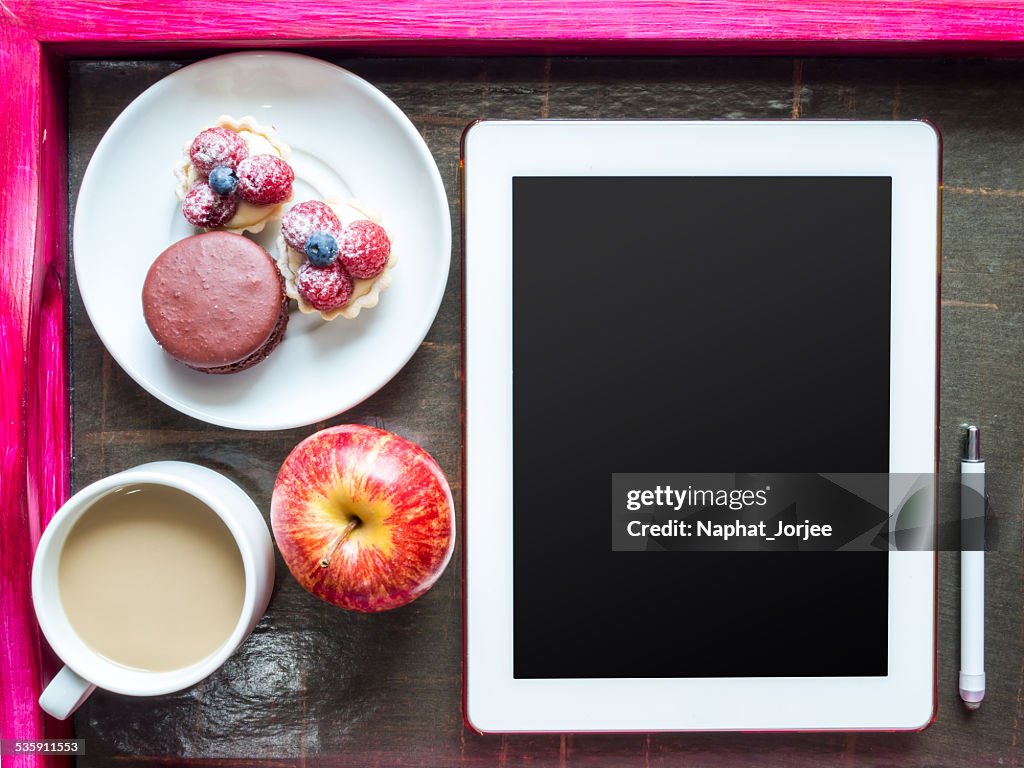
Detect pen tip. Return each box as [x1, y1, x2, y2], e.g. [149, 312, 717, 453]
[964, 700, 981, 711]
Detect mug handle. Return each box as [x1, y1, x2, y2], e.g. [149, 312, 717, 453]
[39, 666, 96, 720]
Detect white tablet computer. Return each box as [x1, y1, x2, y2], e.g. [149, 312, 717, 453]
[463, 120, 939, 733]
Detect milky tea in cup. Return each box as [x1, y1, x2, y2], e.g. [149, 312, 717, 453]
[58, 483, 245, 672]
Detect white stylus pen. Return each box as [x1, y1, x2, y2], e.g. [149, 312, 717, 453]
[960, 425, 985, 710]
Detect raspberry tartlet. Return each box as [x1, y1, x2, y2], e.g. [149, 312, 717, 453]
[275, 200, 395, 320]
[175, 116, 294, 234]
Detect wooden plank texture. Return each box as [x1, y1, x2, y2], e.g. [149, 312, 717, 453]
[66, 56, 1023, 768]
[9, 0, 1024, 54]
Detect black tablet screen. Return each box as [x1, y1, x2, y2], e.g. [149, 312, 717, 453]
[512, 176, 891, 678]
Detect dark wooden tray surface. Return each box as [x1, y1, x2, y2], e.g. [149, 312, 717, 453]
[69, 56, 1023, 767]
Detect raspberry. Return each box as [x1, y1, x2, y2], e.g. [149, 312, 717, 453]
[296, 261, 353, 311]
[281, 201, 343, 251]
[182, 181, 239, 228]
[189, 127, 249, 176]
[339, 220, 390, 279]
[236, 154, 294, 205]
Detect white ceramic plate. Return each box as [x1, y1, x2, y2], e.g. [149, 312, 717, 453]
[74, 52, 451, 430]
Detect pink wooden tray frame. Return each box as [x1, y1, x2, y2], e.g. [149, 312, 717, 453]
[3, 1, 1024, 764]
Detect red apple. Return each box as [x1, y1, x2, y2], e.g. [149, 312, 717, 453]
[271, 424, 455, 612]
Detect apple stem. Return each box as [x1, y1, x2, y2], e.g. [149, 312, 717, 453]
[320, 519, 360, 568]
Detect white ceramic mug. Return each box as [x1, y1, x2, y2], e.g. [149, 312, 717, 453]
[32, 461, 275, 719]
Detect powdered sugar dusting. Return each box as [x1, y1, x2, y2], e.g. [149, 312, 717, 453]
[237, 154, 295, 205]
[189, 127, 249, 175]
[182, 182, 239, 228]
[340, 219, 390, 279]
[296, 260, 354, 310]
[281, 200, 343, 251]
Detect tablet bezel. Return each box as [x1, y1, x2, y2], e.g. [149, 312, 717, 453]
[463, 120, 939, 733]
